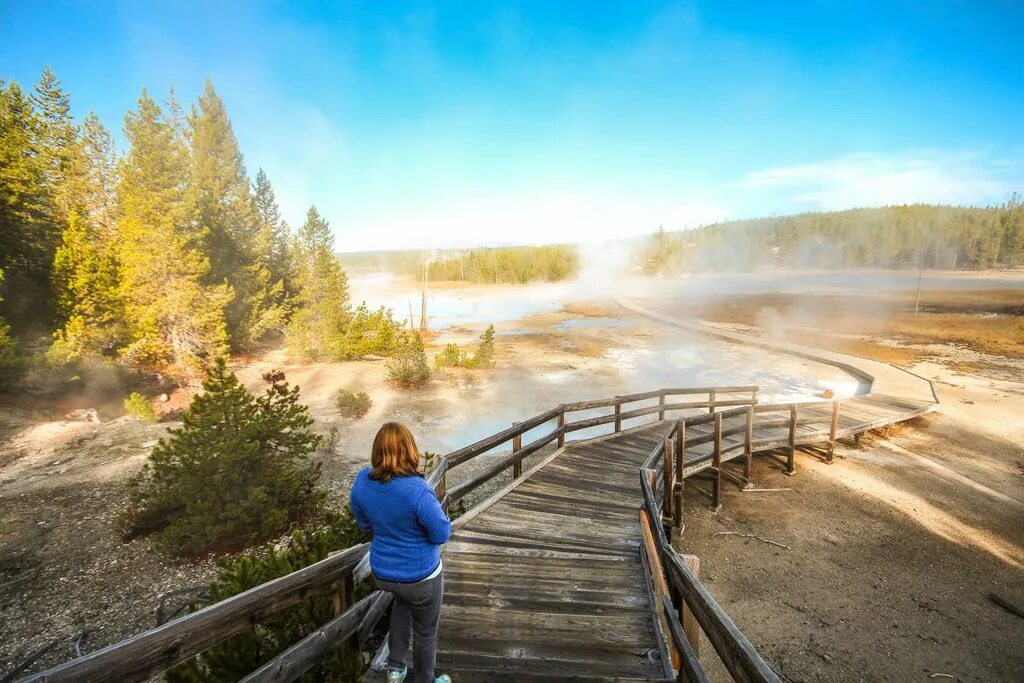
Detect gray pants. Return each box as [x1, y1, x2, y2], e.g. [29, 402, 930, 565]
[375, 572, 444, 683]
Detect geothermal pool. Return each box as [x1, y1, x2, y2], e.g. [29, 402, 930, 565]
[314, 274, 866, 461]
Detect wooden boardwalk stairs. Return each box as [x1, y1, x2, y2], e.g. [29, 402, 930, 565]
[21, 313, 939, 683]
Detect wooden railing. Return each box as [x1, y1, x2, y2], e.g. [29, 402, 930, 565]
[639, 413, 782, 683]
[21, 385, 762, 683]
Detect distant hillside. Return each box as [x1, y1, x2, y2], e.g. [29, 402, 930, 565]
[337, 202, 1024, 282]
[638, 201, 1024, 274]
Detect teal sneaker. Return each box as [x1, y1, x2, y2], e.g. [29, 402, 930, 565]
[436, 676, 452, 683]
[386, 667, 406, 683]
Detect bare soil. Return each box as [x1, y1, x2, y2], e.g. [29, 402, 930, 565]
[680, 376, 1024, 681]
[666, 287, 1024, 682]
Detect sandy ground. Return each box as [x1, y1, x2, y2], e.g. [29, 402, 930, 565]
[657, 291, 1024, 682]
[1, 272, 1021, 680]
[681, 364, 1024, 682]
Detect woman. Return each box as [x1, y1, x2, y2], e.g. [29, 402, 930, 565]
[350, 422, 452, 683]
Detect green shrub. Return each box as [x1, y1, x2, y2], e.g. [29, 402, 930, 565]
[335, 388, 371, 418]
[341, 303, 401, 357]
[0, 321, 23, 391]
[436, 326, 497, 369]
[468, 325, 497, 368]
[168, 509, 369, 682]
[434, 342, 468, 368]
[120, 359, 325, 556]
[385, 332, 430, 387]
[124, 392, 157, 421]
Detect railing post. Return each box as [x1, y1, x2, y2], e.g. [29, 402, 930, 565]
[436, 466, 447, 507]
[752, 386, 760, 405]
[827, 400, 840, 463]
[333, 572, 357, 659]
[557, 409, 565, 448]
[658, 391, 666, 421]
[663, 437, 674, 526]
[708, 389, 716, 414]
[712, 412, 723, 511]
[787, 404, 797, 476]
[674, 419, 685, 530]
[512, 422, 522, 479]
[614, 398, 622, 433]
[680, 554, 702, 660]
[743, 404, 754, 488]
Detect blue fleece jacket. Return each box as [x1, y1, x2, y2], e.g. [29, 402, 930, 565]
[349, 467, 452, 582]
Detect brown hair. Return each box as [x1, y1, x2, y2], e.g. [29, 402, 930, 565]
[370, 422, 422, 482]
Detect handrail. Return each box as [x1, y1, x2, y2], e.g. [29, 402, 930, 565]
[20, 543, 369, 683]
[638, 410, 781, 683]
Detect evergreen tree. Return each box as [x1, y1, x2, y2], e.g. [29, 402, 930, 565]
[31, 66, 80, 223]
[1001, 194, 1024, 266]
[188, 80, 273, 348]
[167, 510, 366, 682]
[470, 324, 496, 368]
[74, 112, 119, 235]
[288, 206, 351, 360]
[51, 211, 125, 358]
[50, 112, 124, 359]
[252, 168, 295, 295]
[0, 269, 22, 388]
[0, 79, 54, 330]
[116, 90, 231, 383]
[385, 332, 431, 386]
[121, 358, 325, 556]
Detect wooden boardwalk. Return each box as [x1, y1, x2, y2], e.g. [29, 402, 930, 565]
[424, 308, 941, 680]
[437, 426, 676, 682]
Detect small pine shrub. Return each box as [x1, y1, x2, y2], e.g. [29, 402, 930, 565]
[468, 324, 497, 368]
[434, 326, 497, 370]
[434, 343, 468, 368]
[385, 332, 430, 387]
[0, 322, 22, 391]
[335, 388, 371, 418]
[168, 509, 369, 682]
[120, 359, 325, 556]
[124, 391, 157, 421]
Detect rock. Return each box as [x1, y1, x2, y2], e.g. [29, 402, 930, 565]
[141, 439, 159, 449]
[66, 408, 100, 423]
[159, 393, 170, 403]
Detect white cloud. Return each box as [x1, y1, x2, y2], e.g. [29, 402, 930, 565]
[738, 149, 1023, 211]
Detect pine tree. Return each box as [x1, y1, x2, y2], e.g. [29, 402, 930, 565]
[31, 66, 80, 222]
[74, 112, 119, 235]
[121, 358, 325, 556]
[188, 80, 277, 349]
[288, 206, 351, 360]
[51, 211, 125, 358]
[470, 324, 497, 368]
[116, 90, 231, 383]
[385, 332, 431, 386]
[252, 168, 294, 295]
[167, 510, 366, 682]
[50, 112, 124, 359]
[0, 79, 54, 330]
[0, 269, 22, 388]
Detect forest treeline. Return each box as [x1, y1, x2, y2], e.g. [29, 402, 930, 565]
[0, 68, 398, 389]
[639, 202, 1024, 275]
[422, 245, 577, 284]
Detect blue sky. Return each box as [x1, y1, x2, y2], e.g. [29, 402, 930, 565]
[2, 1, 1023, 250]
